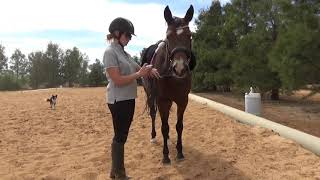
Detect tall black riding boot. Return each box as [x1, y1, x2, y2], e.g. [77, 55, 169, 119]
[110, 142, 115, 179]
[110, 142, 129, 180]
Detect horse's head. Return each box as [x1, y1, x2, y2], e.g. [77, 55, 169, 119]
[164, 5, 194, 77]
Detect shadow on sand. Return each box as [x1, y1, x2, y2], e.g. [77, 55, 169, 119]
[171, 145, 250, 180]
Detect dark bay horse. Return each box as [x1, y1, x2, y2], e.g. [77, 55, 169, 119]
[141, 5, 196, 164]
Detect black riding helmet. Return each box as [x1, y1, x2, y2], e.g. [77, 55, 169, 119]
[109, 17, 135, 35]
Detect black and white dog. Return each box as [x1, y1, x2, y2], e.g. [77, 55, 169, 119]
[46, 95, 58, 110]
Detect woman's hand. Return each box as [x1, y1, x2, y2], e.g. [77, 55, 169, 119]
[149, 68, 160, 79]
[137, 63, 152, 77]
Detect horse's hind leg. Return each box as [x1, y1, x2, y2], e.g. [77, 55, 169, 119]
[176, 100, 188, 161]
[158, 99, 172, 164]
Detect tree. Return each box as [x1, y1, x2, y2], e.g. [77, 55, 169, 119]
[192, 0, 289, 99]
[192, 0, 228, 91]
[232, 32, 281, 95]
[28, 51, 45, 88]
[89, 59, 105, 86]
[44, 42, 63, 87]
[61, 47, 84, 86]
[269, 23, 320, 91]
[0, 70, 20, 90]
[79, 56, 89, 86]
[9, 49, 28, 80]
[230, 0, 282, 98]
[0, 44, 8, 73]
[0, 46, 20, 90]
[269, 0, 320, 94]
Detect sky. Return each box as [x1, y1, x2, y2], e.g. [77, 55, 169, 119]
[0, 0, 229, 64]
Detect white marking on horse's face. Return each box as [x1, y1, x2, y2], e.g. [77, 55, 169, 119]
[174, 58, 185, 74]
[176, 28, 184, 35]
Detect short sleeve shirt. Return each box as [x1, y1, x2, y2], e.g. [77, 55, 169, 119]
[103, 42, 140, 104]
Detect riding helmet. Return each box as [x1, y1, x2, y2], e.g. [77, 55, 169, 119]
[109, 17, 135, 35]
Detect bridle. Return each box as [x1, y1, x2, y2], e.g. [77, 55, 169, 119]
[151, 25, 192, 79]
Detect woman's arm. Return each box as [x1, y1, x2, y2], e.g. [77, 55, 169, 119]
[106, 63, 151, 86]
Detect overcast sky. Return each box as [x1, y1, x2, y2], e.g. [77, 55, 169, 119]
[0, 0, 229, 64]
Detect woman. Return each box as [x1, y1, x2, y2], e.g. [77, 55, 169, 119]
[103, 17, 159, 179]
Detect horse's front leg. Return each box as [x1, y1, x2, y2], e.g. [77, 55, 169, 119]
[150, 105, 157, 143]
[176, 99, 188, 161]
[147, 80, 157, 143]
[158, 99, 172, 164]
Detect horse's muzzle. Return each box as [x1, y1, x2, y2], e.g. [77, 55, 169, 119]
[169, 47, 190, 78]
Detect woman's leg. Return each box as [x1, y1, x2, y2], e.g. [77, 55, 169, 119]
[108, 99, 135, 179]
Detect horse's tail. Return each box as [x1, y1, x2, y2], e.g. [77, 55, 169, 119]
[141, 77, 157, 118]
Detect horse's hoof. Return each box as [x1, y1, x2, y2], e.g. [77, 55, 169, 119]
[150, 138, 157, 143]
[176, 153, 185, 161]
[162, 157, 171, 165]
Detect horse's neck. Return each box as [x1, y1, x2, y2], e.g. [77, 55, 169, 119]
[153, 41, 170, 76]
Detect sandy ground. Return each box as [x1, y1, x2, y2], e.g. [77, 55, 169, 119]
[0, 87, 320, 180]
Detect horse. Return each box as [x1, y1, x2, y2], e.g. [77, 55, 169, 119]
[141, 5, 196, 164]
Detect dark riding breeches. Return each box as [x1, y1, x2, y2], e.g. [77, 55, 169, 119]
[108, 99, 135, 144]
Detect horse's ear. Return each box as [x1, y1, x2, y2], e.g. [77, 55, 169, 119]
[164, 5, 174, 24]
[184, 5, 194, 23]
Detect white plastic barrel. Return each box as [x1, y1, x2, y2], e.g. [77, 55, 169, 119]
[245, 87, 261, 116]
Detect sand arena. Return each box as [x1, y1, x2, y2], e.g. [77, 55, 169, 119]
[0, 87, 320, 179]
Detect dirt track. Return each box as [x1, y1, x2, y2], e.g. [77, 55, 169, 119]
[0, 87, 320, 180]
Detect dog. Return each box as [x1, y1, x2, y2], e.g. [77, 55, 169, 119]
[46, 95, 58, 110]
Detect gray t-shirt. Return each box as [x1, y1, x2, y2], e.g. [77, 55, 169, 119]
[103, 42, 140, 104]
